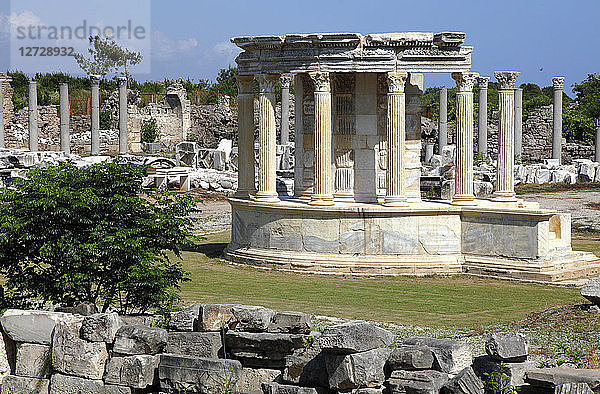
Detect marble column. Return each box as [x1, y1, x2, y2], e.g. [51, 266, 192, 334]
[28, 81, 38, 152]
[514, 88, 523, 160]
[235, 75, 256, 198]
[255, 74, 280, 203]
[492, 71, 520, 202]
[438, 87, 448, 152]
[477, 77, 489, 155]
[59, 83, 70, 154]
[384, 72, 408, 206]
[280, 74, 292, 145]
[452, 72, 479, 206]
[118, 77, 128, 155]
[0, 77, 5, 148]
[552, 77, 564, 162]
[90, 75, 100, 155]
[596, 122, 600, 163]
[309, 71, 334, 206]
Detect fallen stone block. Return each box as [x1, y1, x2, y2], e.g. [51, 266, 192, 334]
[261, 382, 329, 394]
[226, 331, 306, 368]
[473, 355, 536, 387]
[555, 382, 594, 394]
[581, 277, 600, 306]
[485, 333, 528, 362]
[198, 304, 237, 331]
[113, 324, 167, 355]
[231, 305, 276, 332]
[49, 373, 104, 394]
[168, 303, 203, 332]
[440, 366, 484, 394]
[104, 355, 159, 389]
[104, 385, 131, 394]
[158, 353, 242, 393]
[386, 370, 449, 394]
[15, 343, 50, 378]
[165, 331, 222, 358]
[0, 309, 75, 345]
[339, 389, 383, 394]
[525, 368, 600, 391]
[235, 367, 281, 394]
[535, 168, 551, 184]
[403, 337, 472, 375]
[282, 337, 328, 387]
[326, 348, 390, 390]
[55, 302, 98, 316]
[318, 321, 393, 354]
[579, 162, 597, 182]
[386, 345, 435, 371]
[80, 312, 122, 343]
[1, 375, 49, 394]
[268, 311, 312, 334]
[51, 319, 108, 380]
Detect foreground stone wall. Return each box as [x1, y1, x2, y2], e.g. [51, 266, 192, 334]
[0, 304, 597, 393]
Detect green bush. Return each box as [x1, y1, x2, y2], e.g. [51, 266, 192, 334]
[100, 110, 112, 130]
[563, 110, 596, 143]
[141, 118, 159, 143]
[0, 161, 194, 313]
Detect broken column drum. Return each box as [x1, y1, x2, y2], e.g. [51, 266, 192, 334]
[225, 32, 600, 282]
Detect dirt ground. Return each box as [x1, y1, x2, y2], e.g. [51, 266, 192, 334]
[522, 190, 600, 232]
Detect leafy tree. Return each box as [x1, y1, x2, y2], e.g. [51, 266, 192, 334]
[214, 65, 238, 96]
[0, 161, 194, 313]
[141, 118, 159, 143]
[74, 35, 142, 82]
[573, 74, 600, 121]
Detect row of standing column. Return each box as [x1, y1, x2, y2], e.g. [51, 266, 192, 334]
[0, 76, 128, 154]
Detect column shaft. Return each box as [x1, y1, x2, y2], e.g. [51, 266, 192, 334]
[118, 77, 128, 155]
[477, 77, 489, 154]
[552, 77, 564, 162]
[235, 75, 256, 198]
[28, 81, 38, 152]
[438, 87, 448, 152]
[59, 83, 70, 153]
[255, 74, 280, 203]
[514, 88, 523, 160]
[493, 71, 520, 202]
[0, 79, 4, 149]
[90, 75, 100, 155]
[280, 74, 292, 145]
[309, 71, 333, 206]
[384, 72, 408, 206]
[596, 123, 600, 163]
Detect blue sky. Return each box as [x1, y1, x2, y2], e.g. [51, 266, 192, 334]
[0, 0, 597, 93]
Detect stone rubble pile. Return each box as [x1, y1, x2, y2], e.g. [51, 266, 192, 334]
[0, 304, 599, 393]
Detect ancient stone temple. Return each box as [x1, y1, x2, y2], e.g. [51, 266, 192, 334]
[225, 32, 599, 282]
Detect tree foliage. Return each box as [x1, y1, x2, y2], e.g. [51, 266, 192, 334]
[0, 161, 194, 313]
[74, 35, 142, 81]
[573, 73, 600, 120]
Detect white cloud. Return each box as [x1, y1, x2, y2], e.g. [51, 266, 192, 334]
[152, 30, 199, 61]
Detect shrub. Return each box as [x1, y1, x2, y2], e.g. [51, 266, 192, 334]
[0, 161, 194, 313]
[141, 118, 159, 143]
[563, 110, 596, 143]
[100, 110, 112, 130]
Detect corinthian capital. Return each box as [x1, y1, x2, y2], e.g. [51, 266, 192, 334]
[280, 74, 293, 89]
[477, 76, 490, 89]
[552, 77, 565, 90]
[255, 74, 278, 94]
[236, 75, 254, 94]
[309, 71, 330, 93]
[452, 72, 479, 92]
[494, 71, 520, 90]
[387, 72, 408, 93]
[90, 74, 101, 85]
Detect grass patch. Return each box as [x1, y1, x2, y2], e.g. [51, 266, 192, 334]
[178, 231, 583, 329]
[516, 181, 600, 195]
[572, 235, 600, 256]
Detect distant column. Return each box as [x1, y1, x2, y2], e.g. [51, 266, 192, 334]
[28, 81, 38, 152]
[90, 75, 100, 155]
[452, 72, 479, 206]
[596, 122, 600, 163]
[552, 77, 564, 162]
[59, 83, 70, 154]
[255, 74, 280, 203]
[438, 87, 447, 152]
[280, 74, 293, 145]
[118, 77, 128, 155]
[492, 71, 520, 202]
[0, 77, 5, 148]
[477, 77, 489, 155]
[384, 71, 408, 207]
[309, 71, 334, 206]
[514, 87, 523, 160]
[235, 75, 256, 198]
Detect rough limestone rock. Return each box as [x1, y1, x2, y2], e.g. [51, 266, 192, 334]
[535, 168, 551, 184]
[49, 373, 104, 393]
[525, 368, 600, 391]
[104, 355, 159, 389]
[386, 369, 449, 394]
[231, 305, 276, 332]
[1, 375, 49, 394]
[387, 345, 435, 371]
[0, 334, 11, 384]
[15, 343, 51, 378]
[80, 312, 122, 343]
[165, 331, 222, 358]
[318, 321, 393, 354]
[225, 332, 306, 368]
[282, 337, 328, 387]
[261, 382, 328, 394]
[441, 366, 484, 394]
[268, 311, 312, 334]
[234, 367, 281, 394]
[326, 348, 390, 390]
[51, 319, 108, 380]
[403, 337, 472, 375]
[555, 383, 594, 394]
[579, 162, 597, 182]
[112, 324, 167, 355]
[168, 303, 203, 331]
[0, 309, 75, 345]
[581, 277, 600, 306]
[472, 355, 536, 387]
[158, 353, 242, 393]
[198, 304, 237, 331]
[442, 145, 456, 166]
[485, 333, 528, 362]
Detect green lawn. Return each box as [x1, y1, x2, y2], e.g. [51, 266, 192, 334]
[178, 231, 587, 329]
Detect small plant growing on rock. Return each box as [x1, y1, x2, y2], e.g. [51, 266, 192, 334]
[141, 117, 159, 143]
[483, 363, 520, 394]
